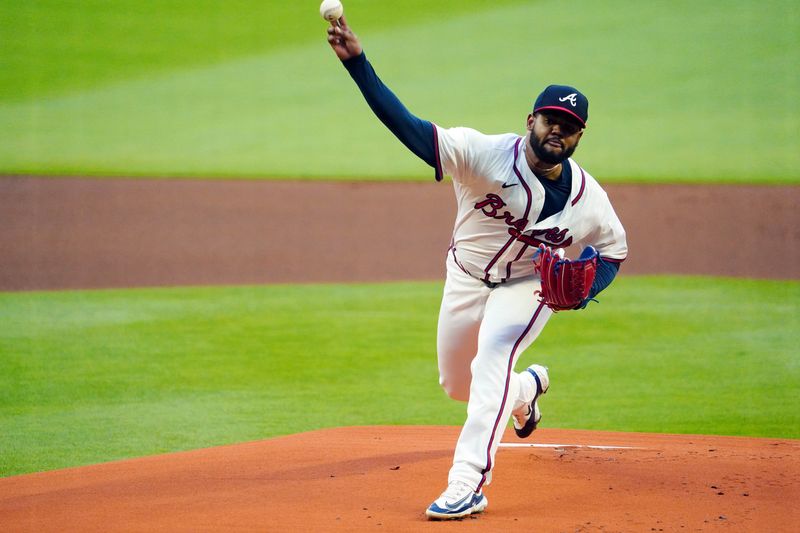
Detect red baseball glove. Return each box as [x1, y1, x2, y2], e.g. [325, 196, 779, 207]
[534, 244, 598, 311]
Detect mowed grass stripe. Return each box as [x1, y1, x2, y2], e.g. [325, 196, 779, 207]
[1, 0, 797, 182]
[1, 277, 798, 476]
[2, 0, 524, 102]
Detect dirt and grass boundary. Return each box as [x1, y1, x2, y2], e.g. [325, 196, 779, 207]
[1, 177, 798, 291]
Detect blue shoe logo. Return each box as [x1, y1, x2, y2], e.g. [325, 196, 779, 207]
[444, 493, 473, 511]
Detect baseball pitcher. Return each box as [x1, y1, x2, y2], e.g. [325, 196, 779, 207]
[326, 14, 627, 520]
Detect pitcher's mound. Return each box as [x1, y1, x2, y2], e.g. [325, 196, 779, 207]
[1, 426, 797, 531]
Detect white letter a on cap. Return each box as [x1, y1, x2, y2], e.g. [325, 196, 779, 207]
[559, 93, 578, 107]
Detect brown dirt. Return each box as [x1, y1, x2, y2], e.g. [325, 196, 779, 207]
[1, 177, 798, 291]
[0, 426, 797, 532]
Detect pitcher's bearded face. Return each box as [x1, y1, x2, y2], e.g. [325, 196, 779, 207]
[527, 112, 584, 165]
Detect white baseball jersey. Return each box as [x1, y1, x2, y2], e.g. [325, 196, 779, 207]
[431, 124, 627, 492]
[433, 125, 627, 283]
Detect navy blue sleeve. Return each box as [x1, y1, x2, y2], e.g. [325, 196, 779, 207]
[342, 52, 440, 177]
[580, 257, 621, 308]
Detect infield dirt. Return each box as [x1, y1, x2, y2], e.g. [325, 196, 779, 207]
[0, 426, 797, 532]
[1, 177, 798, 290]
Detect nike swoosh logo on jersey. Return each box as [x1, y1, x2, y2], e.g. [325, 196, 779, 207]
[501, 182, 517, 188]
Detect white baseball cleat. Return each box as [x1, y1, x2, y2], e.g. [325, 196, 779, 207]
[425, 480, 488, 520]
[513, 364, 550, 438]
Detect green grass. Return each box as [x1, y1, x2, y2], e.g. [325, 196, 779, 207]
[0, 0, 797, 182]
[1, 276, 798, 476]
[1, 0, 521, 102]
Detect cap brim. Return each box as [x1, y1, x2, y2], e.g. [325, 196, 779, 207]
[534, 105, 586, 127]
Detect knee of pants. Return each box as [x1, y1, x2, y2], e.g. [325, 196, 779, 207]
[439, 375, 470, 401]
[476, 333, 516, 361]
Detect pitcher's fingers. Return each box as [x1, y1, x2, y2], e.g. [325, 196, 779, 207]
[326, 32, 342, 45]
[328, 12, 346, 29]
[327, 26, 343, 42]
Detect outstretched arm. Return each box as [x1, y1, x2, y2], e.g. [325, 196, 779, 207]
[326, 17, 439, 175]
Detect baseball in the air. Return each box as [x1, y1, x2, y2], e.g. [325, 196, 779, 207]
[320, 0, 344, 22]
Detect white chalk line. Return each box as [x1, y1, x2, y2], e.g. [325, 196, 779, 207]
[499, 443, 639, 450]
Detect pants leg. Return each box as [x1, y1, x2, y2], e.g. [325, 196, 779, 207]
[446, 275, 553, 491]
[436, 257, 491, 402]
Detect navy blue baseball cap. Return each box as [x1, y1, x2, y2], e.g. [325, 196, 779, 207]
[533, 85, 589, 127]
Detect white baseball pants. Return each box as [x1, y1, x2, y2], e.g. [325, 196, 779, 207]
[437, 253, 552, 491]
